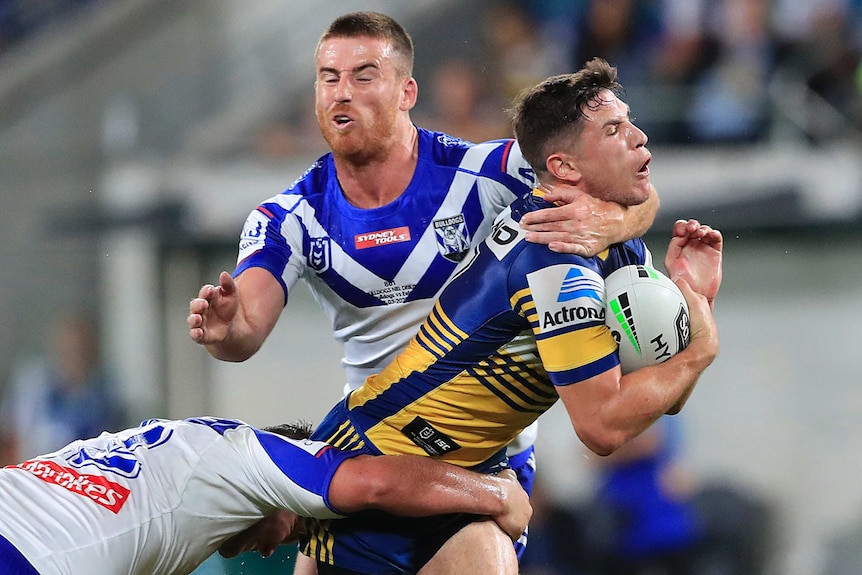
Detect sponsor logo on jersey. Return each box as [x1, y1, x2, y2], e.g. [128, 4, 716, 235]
[557, 268, 603, 302]
[402, 416, 461, 456]
[309, 236, 331, 273]
[239, 211, 269, 252]
[542, 305, 605, 329]
[486, 212, 526, 261]
[436, 133, 465, 147]
[434, 214, 471, 262]
[354, 226, 411, 250]
[528, 265, 605, 333]
[13, 459, 130, 514]
[65, 421, 173, 478]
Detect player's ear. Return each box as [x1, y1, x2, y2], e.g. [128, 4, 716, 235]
[400, 77, 418, 111]
[546, 152, 581, 184]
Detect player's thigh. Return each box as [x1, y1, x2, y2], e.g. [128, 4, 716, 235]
[418, 519, 517, 575]
[293, 552, 318, 575]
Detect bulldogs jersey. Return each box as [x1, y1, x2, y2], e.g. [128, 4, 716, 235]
[0, 418, 358, 575]
[235, 129, 535, 392]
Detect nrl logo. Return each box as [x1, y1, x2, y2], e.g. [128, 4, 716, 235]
[434, 214, 471, 262]
[309, 236, 331, 273]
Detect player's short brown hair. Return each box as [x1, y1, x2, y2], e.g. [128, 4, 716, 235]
[511, 58, 622, 176]
[318, 12, 415, 77]
[262, 421, 314, 440]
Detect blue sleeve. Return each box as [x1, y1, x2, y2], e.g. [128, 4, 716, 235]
[253, 430, 363, 514]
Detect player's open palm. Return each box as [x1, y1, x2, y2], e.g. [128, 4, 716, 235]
[521, 187, 624, 257]
[664, 219, 723, 304]
[188, 271, 239, 345]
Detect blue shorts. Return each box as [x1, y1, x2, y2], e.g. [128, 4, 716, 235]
[304, 399, 513, 574]
[0, 533, 39, 575]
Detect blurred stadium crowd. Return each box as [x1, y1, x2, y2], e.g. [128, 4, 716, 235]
[252, 0, 862, 161]
[3, 0, 858, 153]
[504, 0, 862, 145]
[0, 0, 100, 52]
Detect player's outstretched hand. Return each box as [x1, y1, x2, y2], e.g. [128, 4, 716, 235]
[521, 187, 624, 257]
[492, 469, 532, 542]
[664, 219, 723, 306]
[219, 509, 304, 559]
[188, 271, 239, 345]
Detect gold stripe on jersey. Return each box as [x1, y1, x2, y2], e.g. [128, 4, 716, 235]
[320, 419, 367, 452]
[361, 338, 557, 467]
[537, 324, 618, 372]
[467, 348, 557, 413]
[304, 519, 335, 565]
[510, 288, 537, 323]
[348, 338, 438, 409]
[350, 302, 469, 410]
[365, 393, 538, 467]
[418, 302, 468, 357]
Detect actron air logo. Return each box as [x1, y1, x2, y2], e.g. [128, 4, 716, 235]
[608, 291, 641, 354]
[557, 268, 603, 302]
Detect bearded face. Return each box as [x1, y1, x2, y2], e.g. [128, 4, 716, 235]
[315, 36, 411, 163]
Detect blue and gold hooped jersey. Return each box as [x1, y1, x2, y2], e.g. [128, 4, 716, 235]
[336, 191, 651, 468]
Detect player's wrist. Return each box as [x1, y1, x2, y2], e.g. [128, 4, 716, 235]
[681, 335, 718, 369]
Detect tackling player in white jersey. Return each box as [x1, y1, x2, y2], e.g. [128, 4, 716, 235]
[0, 417, 529, 575]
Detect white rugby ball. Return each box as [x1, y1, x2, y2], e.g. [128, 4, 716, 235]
[604, 265, 690, 373]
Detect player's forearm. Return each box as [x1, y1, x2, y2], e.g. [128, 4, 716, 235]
[588, 337, 716, 455]
[334, 455, 510, 517]
[374, 457, 512, 517]
[204, 324, 265, 362]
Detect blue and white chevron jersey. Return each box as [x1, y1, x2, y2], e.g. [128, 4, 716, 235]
[235, 129, 535, 392]
[0, 418, 357, 575]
